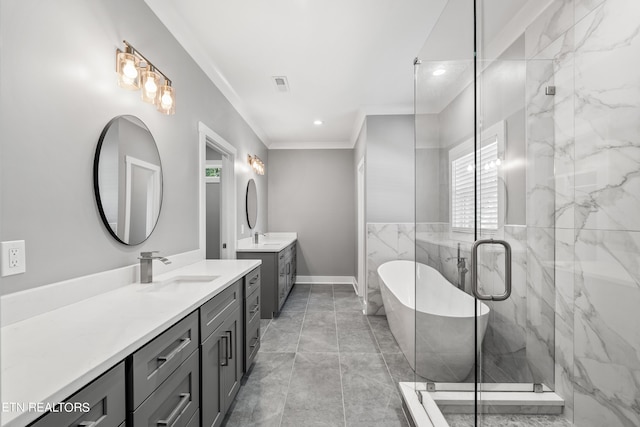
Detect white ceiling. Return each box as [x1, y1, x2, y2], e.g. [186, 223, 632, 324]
[145, 0, 448, 149]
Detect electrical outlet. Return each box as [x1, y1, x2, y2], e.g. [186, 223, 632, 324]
[1, 240, 26, 277]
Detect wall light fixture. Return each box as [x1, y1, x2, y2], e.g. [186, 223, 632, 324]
[116, 40, 175, 115]
[248, 155, 265, 175]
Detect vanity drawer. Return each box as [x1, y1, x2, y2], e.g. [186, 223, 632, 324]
[133, 349, 199, 427]
[200, 280, 241, 342]
[245, 286, 261, 326]
[244, 267, 261, 296]
[131, 311, 199, 409]
[245, 315, 260, 370]
[186, 408, 200, 427]
[30, 363, 125, 427]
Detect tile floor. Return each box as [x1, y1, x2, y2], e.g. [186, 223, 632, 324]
[224, 283, 413, 427]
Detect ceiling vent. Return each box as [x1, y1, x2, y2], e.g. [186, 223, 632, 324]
[272, 76, 290, 92]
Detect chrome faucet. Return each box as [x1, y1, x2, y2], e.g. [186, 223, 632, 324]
[253, 231, 266, 244]
[139, 251, 171, 284]
[446, 243, 468, 290]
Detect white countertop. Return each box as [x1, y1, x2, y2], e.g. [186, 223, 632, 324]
[0, 259, 260, 427]
[236, 232, 297, 253]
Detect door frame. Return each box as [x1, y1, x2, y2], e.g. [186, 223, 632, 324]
[123, 155, 161, 244]
[357, 156, 366, 299]
[199, 122, 237, 259]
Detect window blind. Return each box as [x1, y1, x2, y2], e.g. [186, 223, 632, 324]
[451, 141, 498, 232]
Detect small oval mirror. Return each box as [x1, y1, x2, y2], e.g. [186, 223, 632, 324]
[246, 179, 258, 229]
[93, 115, 163, 245]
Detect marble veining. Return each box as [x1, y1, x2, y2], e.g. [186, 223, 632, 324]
[366, 223, 415, 315]
[573, 229, 640, 427]
[554, 229, 576, 420]
[525, 0, 575, 59]
[415, 224, 556, 386]
[444, 413, 572, 427]
[523, 0, 640, 425]
[573, 0, 640, 233]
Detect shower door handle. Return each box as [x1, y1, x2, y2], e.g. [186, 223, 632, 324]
[471, 239, 512, 301]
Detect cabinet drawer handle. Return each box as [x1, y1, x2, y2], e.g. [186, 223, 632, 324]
[220, 335, 228, 366]
[157, 337, 191, 365]
[226, 331, 233, 360]
[249, 276, 259, 285]
[249, 302, 260, 315]
[249, 336, 259, 349]
[157, 393, 190, 426]
[79, 419, 103, 427]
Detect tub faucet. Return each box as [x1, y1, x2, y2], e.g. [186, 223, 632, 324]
[139, 251, 171, 284]
[446, 243, 468, 290]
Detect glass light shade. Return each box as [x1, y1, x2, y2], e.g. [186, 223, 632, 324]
[249, 156, 265, 175]
[116, 51, 140, 90]
[140, 68, 160, 104]
[157, 83, 175, 115]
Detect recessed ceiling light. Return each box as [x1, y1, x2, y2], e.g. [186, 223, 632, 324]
[432, 69, 446, 76]
[313, 120, 323, 125]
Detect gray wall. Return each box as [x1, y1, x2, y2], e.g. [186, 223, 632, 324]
[365, 115, 415, 223]
[0, 0, 268, 295]
[206, 146, 221, 259]
[206, 183, 221, 259]
[353, 121, 367, 271]
[268, 149, 356, 277]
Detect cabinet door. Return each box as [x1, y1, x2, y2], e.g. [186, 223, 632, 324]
[285, 251, 293, 294]
[201, 328, 225, 427]
[291, 244, 297, 284]
[201, 307, 243, 427]
[221, 307, 242, 414]
[277, 255, 287, 310]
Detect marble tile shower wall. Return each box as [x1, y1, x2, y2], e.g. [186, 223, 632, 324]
[414, 224, 552, 385]
[366, 223, 415, 315]
[526, 0, 640, 425]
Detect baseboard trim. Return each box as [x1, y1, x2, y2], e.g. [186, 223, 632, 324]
[296, 275, 356, 288]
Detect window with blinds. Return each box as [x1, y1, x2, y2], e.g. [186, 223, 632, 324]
[451, 139, 499, 232]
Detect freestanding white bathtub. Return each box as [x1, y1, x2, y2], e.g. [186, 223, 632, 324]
[378, 260, 490, 382]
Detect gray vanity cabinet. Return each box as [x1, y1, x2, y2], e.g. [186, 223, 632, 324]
[200, 282, 243, 427]
[244, 267, 261, 372]
[237, 242, 297, 319]
[201, 325, 224, 427]
[30, 363, 125, 427]
[128, 311, 200, 427]
[130, 311, 199, 408]
[26, 267, 260, 427]
[131, 350, 200, 427]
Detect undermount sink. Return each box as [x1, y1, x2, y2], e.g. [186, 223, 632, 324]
[147, 275, 220, 290]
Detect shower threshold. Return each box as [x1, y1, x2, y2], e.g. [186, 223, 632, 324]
[400, 382, 566, 427]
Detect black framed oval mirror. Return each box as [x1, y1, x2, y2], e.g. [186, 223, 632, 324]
[246, 179, 258, 229]
[93, 115, 163, 245]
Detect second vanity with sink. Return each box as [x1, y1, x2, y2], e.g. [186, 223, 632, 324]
[236, 232, 297, 318]
[1, 259, 261, 427]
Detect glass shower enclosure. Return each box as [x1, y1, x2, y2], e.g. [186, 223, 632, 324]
[413, 0, 564, 424]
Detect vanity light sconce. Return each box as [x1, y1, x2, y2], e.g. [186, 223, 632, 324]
[116, 40, 175, 115]
[248, 155, 265, 175]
